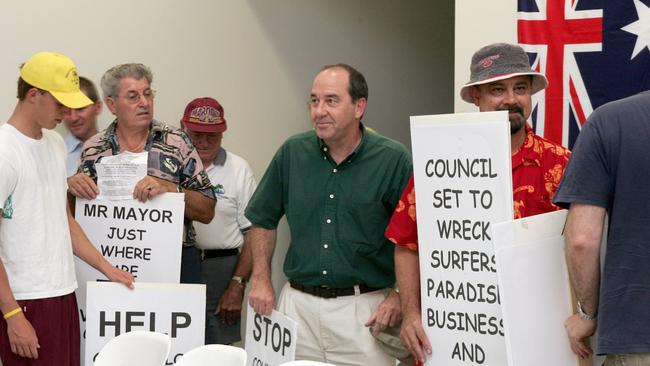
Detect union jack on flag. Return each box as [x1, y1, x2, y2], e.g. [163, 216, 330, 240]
[518, 0, 650, 149]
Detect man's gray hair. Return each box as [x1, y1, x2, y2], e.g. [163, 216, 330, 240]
[100, 63, 153, 98]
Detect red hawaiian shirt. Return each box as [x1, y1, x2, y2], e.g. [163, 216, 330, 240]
[386, 126, 571, 250]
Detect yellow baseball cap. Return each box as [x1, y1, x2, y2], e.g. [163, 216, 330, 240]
[20, 52, 93, 109]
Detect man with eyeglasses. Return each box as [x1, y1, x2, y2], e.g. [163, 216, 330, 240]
[67, 63, 216, 284]
[181, 97, 257, 345]
[0, 52, 133, 365]
[62, 76, 102, 177]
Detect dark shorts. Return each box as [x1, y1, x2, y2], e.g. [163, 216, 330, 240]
[0, 292, 80, 366]
[181, 246, 202, 284]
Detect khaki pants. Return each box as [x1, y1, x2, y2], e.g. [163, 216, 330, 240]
[277, 282, 394, 366]
[605, 353, 650, 366]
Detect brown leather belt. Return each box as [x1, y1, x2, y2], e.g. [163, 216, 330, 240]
[289, 279, 381, 299]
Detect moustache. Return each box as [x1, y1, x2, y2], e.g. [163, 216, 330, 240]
[498, 106, 524, 116]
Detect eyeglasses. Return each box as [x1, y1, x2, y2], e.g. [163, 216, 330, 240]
[113, 89, 156, 104]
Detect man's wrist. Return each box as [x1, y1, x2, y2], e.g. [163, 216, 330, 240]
[576, 301, 597, 321]
[231, 275, 247, 287]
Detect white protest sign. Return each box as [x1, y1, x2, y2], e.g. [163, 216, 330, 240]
[411, 111, 513, 365]
[492, 210, 577, 366]
[245, 303, 298, 366]
[74, 193, 185, 362]
[85, 282, 205, 366]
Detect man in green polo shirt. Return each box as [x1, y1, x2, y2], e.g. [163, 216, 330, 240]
[246, 63, 412, 365]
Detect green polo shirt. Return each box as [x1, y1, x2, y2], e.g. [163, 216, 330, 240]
[245, 125, 412, 288]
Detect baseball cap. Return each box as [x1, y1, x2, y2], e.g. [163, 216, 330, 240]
[181, 97, 227, 133]
[20, 52, 93, 109]
[460, 43, 548, 103]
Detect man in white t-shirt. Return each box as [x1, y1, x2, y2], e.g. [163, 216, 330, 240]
[181, 97, 257, 344]
[0, 52, 133, 365]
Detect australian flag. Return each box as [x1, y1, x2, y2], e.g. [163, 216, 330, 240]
[518, 0, 650, 149]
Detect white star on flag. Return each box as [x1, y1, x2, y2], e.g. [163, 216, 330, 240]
[622, 0, 650, 59]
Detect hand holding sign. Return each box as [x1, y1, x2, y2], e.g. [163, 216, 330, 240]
[400, 310, 431, 364]
[249, 277, 276, 316]
[565, 314, 595, 359]
[133, 176, 176, 203]
[245, 304, 297, 366]
[68, 173, 100, 200]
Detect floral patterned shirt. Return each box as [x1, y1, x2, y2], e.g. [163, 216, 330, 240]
[385, 126, 570, 250]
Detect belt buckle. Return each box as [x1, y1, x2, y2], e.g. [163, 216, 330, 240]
[318, 286, 337, 299]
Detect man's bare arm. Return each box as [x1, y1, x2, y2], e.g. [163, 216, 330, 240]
[0, 211, 39, 359]
[395, 245, 431, 364]
[247, 225, 277, 315]
[564, 203, 605, 358]
[217, 230, 253, 324]
[67, 205, 134, 288]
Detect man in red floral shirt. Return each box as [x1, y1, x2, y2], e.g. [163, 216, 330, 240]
[389, 43, 571, 364]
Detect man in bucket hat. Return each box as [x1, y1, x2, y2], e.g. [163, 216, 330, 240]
[181, 97, 257, 345]
[0, 52, 134, 365]
[385, 43, 571, 364]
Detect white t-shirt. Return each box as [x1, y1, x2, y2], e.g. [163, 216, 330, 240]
[0, 124, 77, 300]
[194, 149, 257, 250]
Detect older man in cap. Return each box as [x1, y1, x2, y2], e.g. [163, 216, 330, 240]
[181, 97, 257, 345]
[0, 52, 133, 365]
[386, 43, 571, 363]
[67, 63, 216, 283]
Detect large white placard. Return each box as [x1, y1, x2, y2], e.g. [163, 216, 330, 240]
[74, 193, 185, 362]
[244, 304, 298, 366]
[492, 210, 577, 366]
[411, 111, 513, 365]
[85, 282, 205, 366]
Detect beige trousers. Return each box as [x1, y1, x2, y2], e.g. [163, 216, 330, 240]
[277, 282, 395, 366]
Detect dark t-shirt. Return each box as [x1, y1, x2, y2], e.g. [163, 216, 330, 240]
[554, 90, 650, 354]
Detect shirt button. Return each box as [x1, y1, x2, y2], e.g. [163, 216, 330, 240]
[329, 194, 334, 199]
[323, 147, 328, 151]
[322, 270, 328, 275]
[323, 244, 329, 249]
[332, 168, 338, 173]
[326, 219, 332, 224]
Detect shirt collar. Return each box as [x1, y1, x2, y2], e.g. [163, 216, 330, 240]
[64, 133, 82, 153]
[512, 125, 541, 169]
[318, 123, 366, 164]
[106, 118, 161, 153]
[212, 147, 227, 166]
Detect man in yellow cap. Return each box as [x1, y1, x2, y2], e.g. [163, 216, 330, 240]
[0, 52, 134, 365]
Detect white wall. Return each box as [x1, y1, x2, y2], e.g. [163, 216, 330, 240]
[0, 0, 453, 310]
[454, 0, 517, 112]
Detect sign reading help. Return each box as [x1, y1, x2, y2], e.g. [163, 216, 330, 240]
[85, 282, 205, 366]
